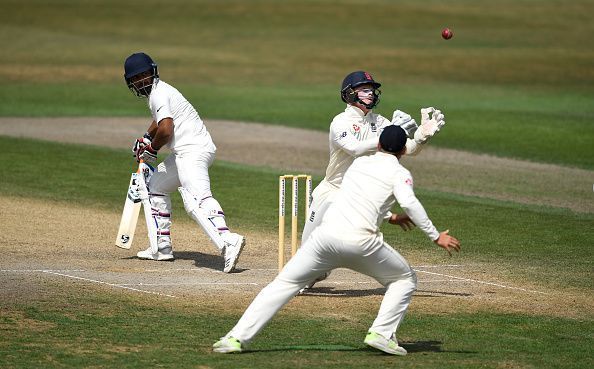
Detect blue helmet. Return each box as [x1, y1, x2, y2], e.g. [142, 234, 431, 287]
[340, 71, 382, 109]
[379, 125, 407, 154]
[124, 52, 159, 97]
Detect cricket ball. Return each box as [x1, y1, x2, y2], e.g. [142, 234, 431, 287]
[441, 28, 453, 40]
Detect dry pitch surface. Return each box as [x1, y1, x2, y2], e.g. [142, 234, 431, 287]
[1, 118, 592, 319]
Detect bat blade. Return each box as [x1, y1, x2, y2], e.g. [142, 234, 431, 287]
[115, 172, 142, 249]
[136, 164, 159, 254]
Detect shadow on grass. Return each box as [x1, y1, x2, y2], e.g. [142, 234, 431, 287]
[299, 286, 386, 297]
[244, 340, 475, 354]
[174, 251, 223, 271]
[122, 251, 251, 273]
[415, 289, 473, 297]
[299, 287, 473, 298]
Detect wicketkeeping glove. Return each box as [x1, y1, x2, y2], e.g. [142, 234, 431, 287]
[392, 110, 418, 138]
[132, 132, 153, 156]
[136, 144, 158, 164]
[414, 107, 446, 144]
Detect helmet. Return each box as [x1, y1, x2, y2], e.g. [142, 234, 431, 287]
[124, 52, 159, 97]
[340, 71, 381, 109]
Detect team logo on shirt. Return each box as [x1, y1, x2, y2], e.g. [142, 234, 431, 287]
[405, 178, 413, 186]
[352, 124, 360, 132]
[338, 131, 347, 139]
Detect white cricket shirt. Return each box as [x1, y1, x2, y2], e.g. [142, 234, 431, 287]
[322, 151, 440, 241]
[322, 105, 422, 190]
[148, 80, 216, 154]
[323, 105, 391, 188]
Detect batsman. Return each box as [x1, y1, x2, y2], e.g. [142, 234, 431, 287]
[123, 52, 245, 273]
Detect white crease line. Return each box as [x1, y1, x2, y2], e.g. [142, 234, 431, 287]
[121, 282, 259, 286]
[143, 268, 277, 273]
[419, 279, 465, 283]
[1, 269, 86, 272]
[415, 270, 548, 295]
[42, 271, 177, 298]
[137, 265, 465, 273]
[413, 264, 464, 268]
[142, 268, 224, 273]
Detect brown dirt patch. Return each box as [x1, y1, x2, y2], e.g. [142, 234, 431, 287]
[1, 118, 592, 322]
[1, 196, 592, 320]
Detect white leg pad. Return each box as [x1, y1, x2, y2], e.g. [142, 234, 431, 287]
[178, 187, 225, 252]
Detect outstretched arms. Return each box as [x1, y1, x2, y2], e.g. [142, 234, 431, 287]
[391, 170, 460, 256]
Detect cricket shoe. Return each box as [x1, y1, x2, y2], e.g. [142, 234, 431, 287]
[213, 336, 243, 353]
[298, 272, 331, 294]
[222, 233, 245, 273]
[364, 331, 407, 356]
[136, 247, 175, 261]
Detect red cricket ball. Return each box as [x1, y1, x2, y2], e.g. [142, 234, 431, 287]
[442, 28, 453, 40]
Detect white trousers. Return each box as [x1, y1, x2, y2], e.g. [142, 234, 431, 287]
[227, 227, 417, 344]
[147, 151, 229, 250]
[301, 181, 337, 243]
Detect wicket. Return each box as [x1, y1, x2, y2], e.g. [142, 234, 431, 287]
[278, 174, 312, 271]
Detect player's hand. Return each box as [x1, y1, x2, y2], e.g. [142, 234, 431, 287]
[414, 107, 446, 144]
[132, 133, 152, 156]
[389, 213, 416, 231]
[392, 110, 418, 138]
[136, 144, 158, 164]
[434, 230, 460, 256]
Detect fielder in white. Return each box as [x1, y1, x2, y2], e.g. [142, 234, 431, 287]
[302, 70, 446, 289]
[124, 52, 245, 273]
[213, 125, 460, 355]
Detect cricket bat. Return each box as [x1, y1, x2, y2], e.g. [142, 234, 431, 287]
[136, 161, 159, 254]
[115, 164, 143, 249]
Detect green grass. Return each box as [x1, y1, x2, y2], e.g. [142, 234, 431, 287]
[1, 284, 591, 369]
[1, 82, 593, 169]
[2, 136, 592, 290]
[1, 1, 594, 367]
[1, 0, 593, 168]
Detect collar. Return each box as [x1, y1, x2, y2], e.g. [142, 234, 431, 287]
[344, 104, 372, 119]
[377, 150, 400, 163]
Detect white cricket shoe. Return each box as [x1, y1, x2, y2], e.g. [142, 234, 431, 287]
[299, 272, 331, 294]
[364, 331, 407, 356]
[213, 336, 243, 353]
[222, 233, 245, 273]
[136, 247, 174, 261]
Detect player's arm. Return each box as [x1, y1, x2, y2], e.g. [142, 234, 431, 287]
[135, 93, 174, 163]
[146, 120, 158, 138]
[393, 171, 460, 255]
[388, 213, 415, 231]
[132, 120, 157, 161]
[135, 117, 173, 164]
[330, 121, 378, 157]
[151, 118, 173, 150]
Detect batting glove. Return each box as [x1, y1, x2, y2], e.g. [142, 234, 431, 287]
[136, 144, 158, 164]
[132, 132, 153, 156]
[414, 107, 446, 144]
[392, 110, 418, 138]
